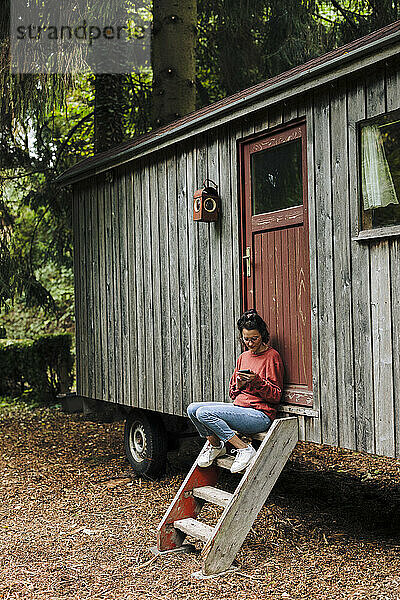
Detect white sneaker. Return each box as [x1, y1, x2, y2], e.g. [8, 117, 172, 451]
[230, 444, 257, 473]
[197, 441, 226, 468]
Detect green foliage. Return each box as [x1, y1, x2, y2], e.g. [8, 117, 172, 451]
[0, 125, 75, 308]
[0, 71, 96, 310]
[0, 334, 73, 400]
[0, 393, 49, 410]
[196, 0, 327, 101]
[0, 66, 152, 310]
[196, 0, 400, 103]
[0, 264, 75, 339]
[1, 0, 400, 317]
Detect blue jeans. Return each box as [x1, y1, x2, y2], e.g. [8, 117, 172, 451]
[187, 402, 272, 444]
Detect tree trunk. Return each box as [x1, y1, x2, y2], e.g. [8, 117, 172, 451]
[94, 74, 125, 154]
[152, 0, 197, 127]
[93, 2, 127, 154]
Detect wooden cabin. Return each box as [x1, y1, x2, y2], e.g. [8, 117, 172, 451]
[58, 22, 400, 474]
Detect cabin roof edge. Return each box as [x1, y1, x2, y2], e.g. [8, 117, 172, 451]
[57, 22, 400, 187]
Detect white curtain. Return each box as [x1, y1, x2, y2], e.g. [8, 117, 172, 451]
[361, 125, 399, 210]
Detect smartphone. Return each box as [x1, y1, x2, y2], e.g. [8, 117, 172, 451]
[238, 369, 252, 374]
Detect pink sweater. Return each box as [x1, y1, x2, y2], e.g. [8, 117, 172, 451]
[229, 347, 284, 420]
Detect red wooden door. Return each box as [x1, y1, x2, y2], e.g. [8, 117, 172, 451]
[241, 123, 313, 407]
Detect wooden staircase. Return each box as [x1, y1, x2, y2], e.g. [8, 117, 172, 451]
[156, 416, 299, 577]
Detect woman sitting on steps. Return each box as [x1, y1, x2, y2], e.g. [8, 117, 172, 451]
[187, 309, 284, 473]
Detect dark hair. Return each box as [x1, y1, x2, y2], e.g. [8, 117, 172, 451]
[237, 309, 270, 347]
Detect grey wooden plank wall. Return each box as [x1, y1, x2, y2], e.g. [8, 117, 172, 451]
[72, 186, 82, 396]
[74, 58, 400, 458]
[310, 60, 400, 457]
[387, 63, 400, 459]
[75, 131, 244, 414]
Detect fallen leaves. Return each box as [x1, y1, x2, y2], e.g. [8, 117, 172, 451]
[0, 403, 399, 600]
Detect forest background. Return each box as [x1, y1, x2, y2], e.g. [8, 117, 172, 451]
[1, 0, 399, 350]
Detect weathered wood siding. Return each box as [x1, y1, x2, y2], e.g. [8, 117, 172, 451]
[307, 59, 400, 457]
[72, 57, 400, 458]
[73, 126, 244, 415]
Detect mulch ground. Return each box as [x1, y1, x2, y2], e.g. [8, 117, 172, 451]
[0, 402, 399, 600]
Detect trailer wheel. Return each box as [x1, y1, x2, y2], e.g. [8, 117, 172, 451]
[124, 409, 167, 477]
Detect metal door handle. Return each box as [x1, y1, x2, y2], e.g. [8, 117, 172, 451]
[242, 246, 251, 277]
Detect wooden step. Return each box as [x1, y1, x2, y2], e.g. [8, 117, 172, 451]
[215, 455, 252, 473]
[252, 431, 268, 441]
[174, 518, 214, 543]
[215, 455, 234, 470]
[156, 417, 298, 577]
[233, 430, 268, 442]
[193, 486, 233, 507]
[202, 417, 299, 576]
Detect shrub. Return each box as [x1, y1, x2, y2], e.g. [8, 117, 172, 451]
[0, 334, 73, 399]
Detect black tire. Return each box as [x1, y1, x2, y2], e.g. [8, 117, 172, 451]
[123, 409, 167, 477]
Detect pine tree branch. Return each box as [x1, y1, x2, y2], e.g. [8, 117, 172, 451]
[28, 206, 50, 276]
[312, 12, 336, 25]
[36, 118, 53, 162]
[329, 0, 359, 32]
[0, 170, 49, 181]
[54, 111, 94, 173]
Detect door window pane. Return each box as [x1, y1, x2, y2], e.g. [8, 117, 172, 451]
[251, 138, 303, 215]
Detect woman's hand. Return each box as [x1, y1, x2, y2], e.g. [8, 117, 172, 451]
[236, 370, 256, 388]
[236, 377, 247, 389]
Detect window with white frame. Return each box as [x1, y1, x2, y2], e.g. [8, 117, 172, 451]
[360, 111, 400, 230]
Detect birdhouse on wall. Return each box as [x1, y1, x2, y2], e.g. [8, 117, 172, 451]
[193, 179, 220, 222]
